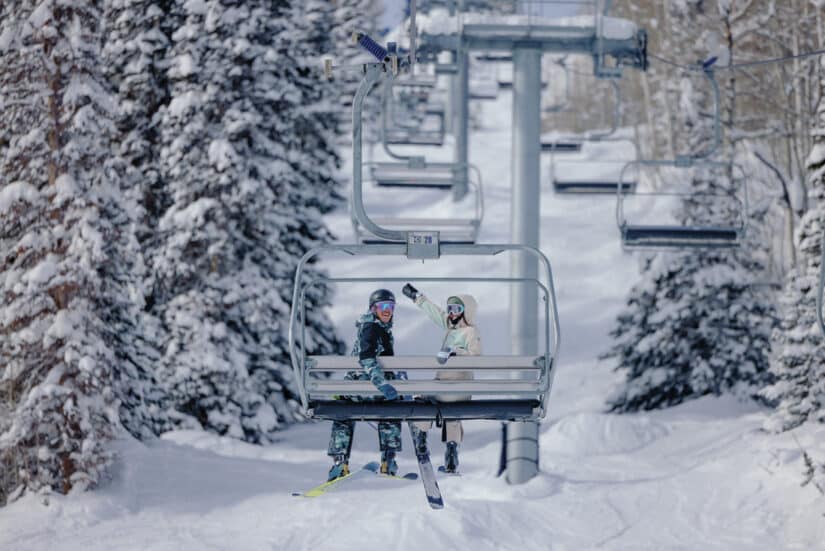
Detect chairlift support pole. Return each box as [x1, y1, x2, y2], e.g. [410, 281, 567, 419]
[507, 47, 542, 485]
[455, 49, 471, 200]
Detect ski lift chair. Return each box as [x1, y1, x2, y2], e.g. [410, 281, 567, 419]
[369, 161, 471, 190]
[383, 79, 446, 147]
[288, 246, 560, 422]
[615, 63, 743, 248]
[541, 140, 582, 153]
[352, 164, 484, 244]
[469, 55, 500, 100]
[476, 51, 513, 63]
[549, 136, 640, 194]
[615, 159, 747, 249]
[539, 58, 581, 153]
[543, 76, 623, 162]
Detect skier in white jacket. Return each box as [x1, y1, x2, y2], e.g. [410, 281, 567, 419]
[402, 283, 480, 473]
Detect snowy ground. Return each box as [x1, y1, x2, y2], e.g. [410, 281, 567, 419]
[2, 90, 825, 551]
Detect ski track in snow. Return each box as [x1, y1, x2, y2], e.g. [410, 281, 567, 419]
[2, 87, 825, 551]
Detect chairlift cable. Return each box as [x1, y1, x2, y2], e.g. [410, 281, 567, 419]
[649, 48, 825, 72]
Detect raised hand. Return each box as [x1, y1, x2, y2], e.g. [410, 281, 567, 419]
[402, 283, 420, 301]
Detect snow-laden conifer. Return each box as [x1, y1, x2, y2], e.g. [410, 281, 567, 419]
[763, 57, 825, 432]
[0, 0, 138, 503]
[605, 2, 777, 412]
[156, 0, 343, 442]
[102, 0, 176, 440]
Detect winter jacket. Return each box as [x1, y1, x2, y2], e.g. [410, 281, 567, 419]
[350, 312, 395, 389]
[414, 293, 480, 402]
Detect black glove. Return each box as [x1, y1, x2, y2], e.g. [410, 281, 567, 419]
[402, 283, 419, 301]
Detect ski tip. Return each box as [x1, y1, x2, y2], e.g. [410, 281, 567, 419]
[427, 497, 445, 509]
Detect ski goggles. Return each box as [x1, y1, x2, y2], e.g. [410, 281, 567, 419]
[373, 301, 396, 313]
[446, 303, 465, 316]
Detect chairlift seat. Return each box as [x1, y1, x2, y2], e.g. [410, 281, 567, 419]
[469, 80, 499, 100]
[553, 180, 636, 194]
[303, 355, 549, 421]
[370, 163, 463, 190]
[621, 224, 740, 248]
[476, 52, 513, 63]
[309, 400, 541, 422]
[541, 141, 582, 153]
[385, 130, 445, 147]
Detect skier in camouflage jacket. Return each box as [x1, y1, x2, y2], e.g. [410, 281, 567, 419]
[327, 289, 402, 480]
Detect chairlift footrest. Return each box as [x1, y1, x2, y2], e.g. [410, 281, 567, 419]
[308, 399, 541, 422]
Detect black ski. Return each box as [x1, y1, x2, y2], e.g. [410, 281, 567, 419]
[408, 422, 444, 509]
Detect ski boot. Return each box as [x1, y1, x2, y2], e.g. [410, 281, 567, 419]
[380, 450, 399, 476]
[414, 429, 429, 457]
[327, 454, 350, 481]
[443, 441, 459, 473]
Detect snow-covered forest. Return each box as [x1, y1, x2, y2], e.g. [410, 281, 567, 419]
[1, 0, 825, 548]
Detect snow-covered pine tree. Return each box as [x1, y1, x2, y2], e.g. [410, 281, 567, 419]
[0, 0, 140, 503]
[605, 1, 776, 412]
[762, 56, 825, 432]
[102, 0, 176, 440]
[156, 0, 343, 443]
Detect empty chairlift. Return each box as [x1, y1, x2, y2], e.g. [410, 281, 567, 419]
[615, 62, 744, 249]
[549, 137, 639, 195]
[369, 160, 469, 190]
[615, 159, 747, 249]
[540, 59, 582, 153]
[469, 55, 499, 100]
[382, 79, 446, 147]
[542, 78, 628, 185]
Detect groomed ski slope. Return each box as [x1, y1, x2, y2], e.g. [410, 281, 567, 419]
[2, 89, 824, 551]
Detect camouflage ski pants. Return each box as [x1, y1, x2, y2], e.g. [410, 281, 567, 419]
[327, 370, 402, 457]
[327, 419, 402, 457]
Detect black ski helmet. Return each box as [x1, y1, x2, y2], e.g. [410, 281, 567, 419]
[369, 288, 395, 309]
